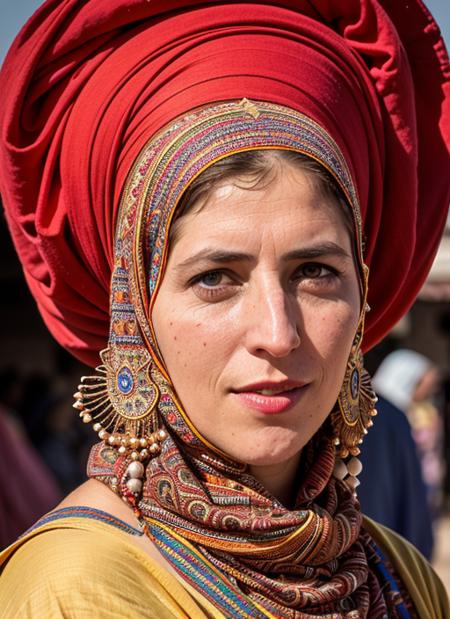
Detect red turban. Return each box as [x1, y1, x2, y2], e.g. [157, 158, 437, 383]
[0, 0, 449, 366]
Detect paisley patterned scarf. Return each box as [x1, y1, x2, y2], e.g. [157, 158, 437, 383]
[86, 100, 416, 617]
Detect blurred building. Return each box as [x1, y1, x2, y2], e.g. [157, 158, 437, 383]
[399, 215, 450, 370]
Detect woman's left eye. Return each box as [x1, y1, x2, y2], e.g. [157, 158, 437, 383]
[294, 263, 337, 281]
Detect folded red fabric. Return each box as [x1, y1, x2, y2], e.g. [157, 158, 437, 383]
[0, 0, 448, 366]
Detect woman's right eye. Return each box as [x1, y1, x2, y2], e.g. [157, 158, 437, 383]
[190, 270, 239, 301]
[197, 271, 224, 287]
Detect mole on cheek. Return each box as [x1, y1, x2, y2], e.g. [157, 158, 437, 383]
[203, 342, 207, 347]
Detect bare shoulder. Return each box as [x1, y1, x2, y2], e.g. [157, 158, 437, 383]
[56, 478, 138, 523]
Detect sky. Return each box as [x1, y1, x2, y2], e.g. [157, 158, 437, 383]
[0, 0, 449, 63]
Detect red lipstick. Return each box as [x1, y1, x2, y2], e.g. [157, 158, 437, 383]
[232, 380, 308, 415]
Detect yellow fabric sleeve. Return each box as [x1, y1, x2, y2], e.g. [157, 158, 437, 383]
[0, 520, 219, 619]
[363, 516, 450, 619]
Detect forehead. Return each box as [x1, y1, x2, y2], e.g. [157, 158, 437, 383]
[170, 163, 352, 254]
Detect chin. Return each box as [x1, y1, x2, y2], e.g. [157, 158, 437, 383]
[225, 426, 306, 467]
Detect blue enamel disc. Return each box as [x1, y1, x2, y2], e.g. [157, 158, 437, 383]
[117, 367, 134, 394]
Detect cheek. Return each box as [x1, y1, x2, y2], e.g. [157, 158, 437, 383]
[295, 301, 358, 425]
[303, 301, 358, 379]
[152, 296, 233, 392]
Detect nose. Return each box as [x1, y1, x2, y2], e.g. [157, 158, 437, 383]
[244, 280, 301, 358]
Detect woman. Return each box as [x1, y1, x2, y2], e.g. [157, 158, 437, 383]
[0, 1, 449, 617]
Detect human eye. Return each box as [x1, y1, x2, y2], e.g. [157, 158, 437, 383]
[293, 262, 340, 284]
[195, 270, 224, 287]
[190, 269, 239, 301]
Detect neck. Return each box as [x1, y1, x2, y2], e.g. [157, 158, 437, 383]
[249, 452, 301, 508]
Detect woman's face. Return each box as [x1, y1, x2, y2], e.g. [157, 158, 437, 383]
[152, 161, 360, 466]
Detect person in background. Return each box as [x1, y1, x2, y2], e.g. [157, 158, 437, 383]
[0, 369, 61, 548]
[358, 390, 434, 559]
[359, 349, 444, 560]
[372, 350, 443, 515]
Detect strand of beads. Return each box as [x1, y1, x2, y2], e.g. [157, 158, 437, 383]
[92, 424, 167, 461]
[125, 460, 146, 496]
[333, 455, 363, 494]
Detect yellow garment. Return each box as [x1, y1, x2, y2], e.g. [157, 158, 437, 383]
[0, 515, 447, 618]
[363, 517, 449, 619]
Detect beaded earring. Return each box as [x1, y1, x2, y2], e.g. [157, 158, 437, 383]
[73, 346, 168, 463]
[330, 320, 378, 470]
[331, 330, 377, 494]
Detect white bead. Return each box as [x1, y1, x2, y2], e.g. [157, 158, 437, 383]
[126, 478, 143, 494]
[127, 461, 145, 479]
[347, 457, 363, 477]
[157, 429, 167, 441]
[345, 475, 360, 490]
[333, 459, 348, 480]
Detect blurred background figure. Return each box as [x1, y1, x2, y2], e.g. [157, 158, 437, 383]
[374, 350, 444, 517]
[359, 349, 444, 560]
[15, 350, 95, 495]
[0, 368, 61, 549]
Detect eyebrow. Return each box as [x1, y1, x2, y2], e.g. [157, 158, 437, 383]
[283, 242, 352, 261]
[175, 242, 352, 270]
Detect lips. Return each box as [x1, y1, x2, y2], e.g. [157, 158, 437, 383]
[234, 379, 307, 395]
[231, 380, 309, 414]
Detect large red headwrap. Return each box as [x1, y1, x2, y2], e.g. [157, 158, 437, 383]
[0, 0, 449, 366]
